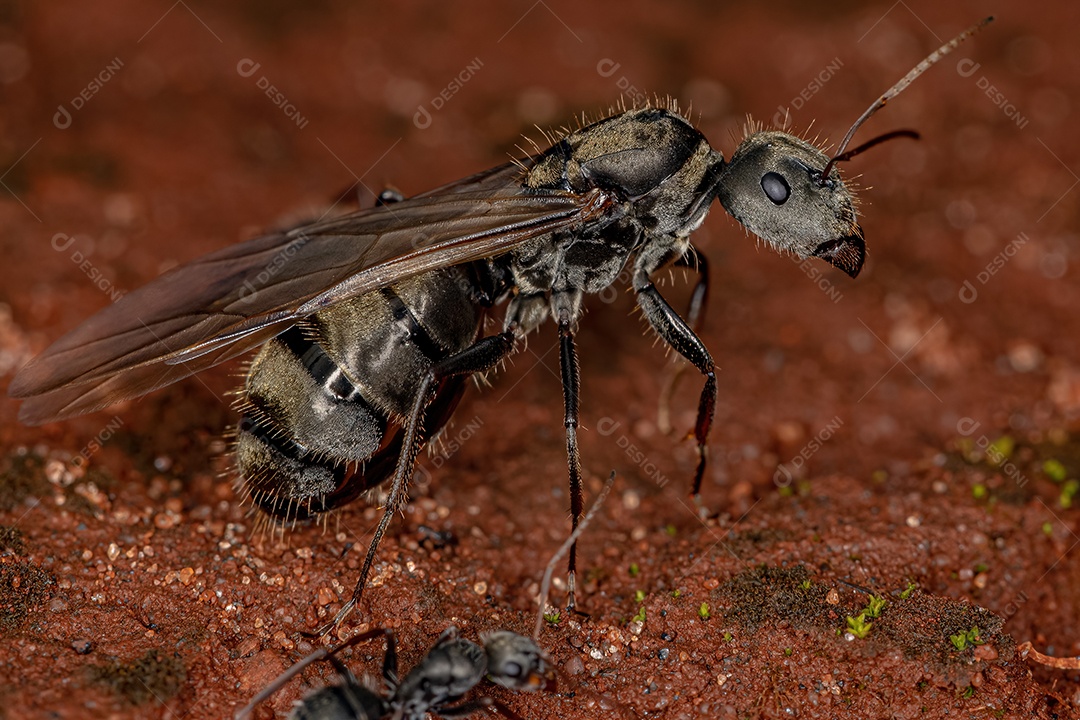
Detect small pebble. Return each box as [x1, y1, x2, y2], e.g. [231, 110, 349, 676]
[71, 639, 93, 655]
[1007, 341, 1042, 372]
[773, 421, 804, 445]
[154, 513, 177, 530]
[234, 636, 260, 658]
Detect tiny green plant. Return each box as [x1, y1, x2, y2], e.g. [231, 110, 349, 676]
[1060, 479, 1079, 509]
[900, 581, 918, 599]
[723, 632, 733, 642]
[670, 589, 681, 599]
[799, 579, 812, 590]
[1042, 521, 1054, 536]
[863, 595, 887, 619]
[634, 589, 646, 603]
[632, 606, 646, 623]
[1043, 458, 1067, 482]
[950, 626, 983, 651]
[846, 612, 872, 638]
[543, 610, 561, 625]
[987, 436, 1015, 464]
[972, 483, 987, 500]
[628, 563, 640, 578]
[698, 602, 711, 620]
[664, 524, 677, 537]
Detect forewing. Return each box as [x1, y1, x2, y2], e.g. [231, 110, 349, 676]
[11, 161, 614, 424]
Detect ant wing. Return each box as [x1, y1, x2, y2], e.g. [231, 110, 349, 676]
[10, 161, 614, 424]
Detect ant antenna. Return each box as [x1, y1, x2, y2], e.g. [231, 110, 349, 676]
[819, 16, 993, 183]
[534, 471, 615, 639]
[828, 128, 920, 165]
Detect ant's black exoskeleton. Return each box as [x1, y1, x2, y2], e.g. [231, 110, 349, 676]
[235, 626, 552, 720]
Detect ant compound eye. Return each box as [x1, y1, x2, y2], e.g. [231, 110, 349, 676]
[761, 172, 790, 205]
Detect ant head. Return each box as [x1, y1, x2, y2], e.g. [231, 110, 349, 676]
[483, 631, 555, 692]
[716, 129, 865, 277]
[712, 16, 992, 280]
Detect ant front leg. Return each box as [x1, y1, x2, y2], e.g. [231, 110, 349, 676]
[634, 260, 716, 498]
[236, 628, 394, 720]
[674, 246, 710, 332]
[658, 247, 710, 435]
[234, 646, 336, 719]
[313, 331, 519, 636]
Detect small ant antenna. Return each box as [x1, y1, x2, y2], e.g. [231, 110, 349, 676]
[819, 16, 993, 183]
[534, 471, 616, 639]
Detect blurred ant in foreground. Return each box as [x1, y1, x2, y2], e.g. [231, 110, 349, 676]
[235, 626, 552, 720]
[236, 474, 615, 719]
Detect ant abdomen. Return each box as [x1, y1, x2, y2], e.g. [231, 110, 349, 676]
[234, 266, 484, 522]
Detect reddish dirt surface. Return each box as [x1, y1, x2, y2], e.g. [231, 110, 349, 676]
[1, 2, 1079, 718]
